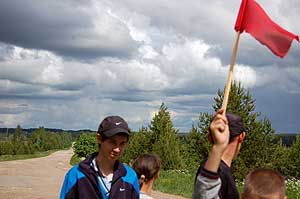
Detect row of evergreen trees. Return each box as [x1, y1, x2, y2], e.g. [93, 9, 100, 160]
[54, 81, 300, 180]
[1, 80, 299, 197]
[122, 82, 300, 180]
[0, 126, 73, 155]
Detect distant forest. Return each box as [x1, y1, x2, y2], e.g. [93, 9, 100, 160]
[0, 127, 298, 147]
[0, 127, 94, 136]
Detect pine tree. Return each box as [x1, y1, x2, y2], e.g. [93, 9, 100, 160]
[216, 82, 278, 179]
[191, 81, 281, 179]
[184, 122, 210, 170]
[150, 103, 182, 169]
[122, 127, 152, 164]
[12, 125, 26, 155]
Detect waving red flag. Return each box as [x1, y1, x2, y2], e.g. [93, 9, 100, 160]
[235, 0, 299, 58]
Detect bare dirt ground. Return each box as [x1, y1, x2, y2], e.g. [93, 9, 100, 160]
[0, 149, 188, 199]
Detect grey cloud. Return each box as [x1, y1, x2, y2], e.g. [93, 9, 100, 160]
[0, 79, 82, 100]
[1, 61, 44, 85]
[253, 88, 300, 133]
[0, 105, 30, 114]
[0, 0, 299, 133]
[110, 0, 299, 67]
[0, 0, 137, 59]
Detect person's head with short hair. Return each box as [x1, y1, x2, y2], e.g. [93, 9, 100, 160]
[243, 168, 287, 199]
[132, 154, 161, 195]
[226, 113, 245, 142]
[208, 112, 245, 144]
[208, 111, 246, 167]
[97, 115, 131, 161]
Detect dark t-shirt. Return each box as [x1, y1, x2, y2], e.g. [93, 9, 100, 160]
[218, 160, 239, 199]
[197, 159, 239, 199]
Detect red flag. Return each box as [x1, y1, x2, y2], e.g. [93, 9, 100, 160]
[235, 0, 299, 58]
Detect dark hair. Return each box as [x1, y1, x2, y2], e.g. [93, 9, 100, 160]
[132, 154, 161, 188]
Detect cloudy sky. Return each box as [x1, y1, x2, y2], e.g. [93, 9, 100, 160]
[0, 0, 299, 133]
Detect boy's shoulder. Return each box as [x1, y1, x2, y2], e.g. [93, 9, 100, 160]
[66, 164, 86, 180]
[123, 163, 135, 172]
[121, 163, 140, 193]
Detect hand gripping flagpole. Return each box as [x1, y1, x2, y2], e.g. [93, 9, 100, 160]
[221, 31, 241, 115]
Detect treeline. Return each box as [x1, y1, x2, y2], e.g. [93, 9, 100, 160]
[276, 134, 299, 147]
[0, 126, 74, 155]
[73, 82, 300, 180]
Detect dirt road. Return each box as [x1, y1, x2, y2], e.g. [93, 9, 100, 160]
[0, 149, 72, 199]
[0, 149, 188, 199]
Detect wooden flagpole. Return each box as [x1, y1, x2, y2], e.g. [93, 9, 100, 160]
[221, 31, 241, 115]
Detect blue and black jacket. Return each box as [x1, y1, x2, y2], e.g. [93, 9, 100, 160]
[60, 152, 140, 199]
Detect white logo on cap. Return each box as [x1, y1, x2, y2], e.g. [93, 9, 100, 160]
[120, 188, 125, 192]
[115, 122, 122, 125]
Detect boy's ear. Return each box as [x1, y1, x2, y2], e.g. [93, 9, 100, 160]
[96, 133, 102, 144]
[238, 132, 246, 143]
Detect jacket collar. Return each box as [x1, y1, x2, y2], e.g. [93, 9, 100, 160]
[79, 152, 127, 183]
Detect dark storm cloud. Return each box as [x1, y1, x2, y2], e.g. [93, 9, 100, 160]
[0, 0, 137, 58]
[253, 87, 300, 133]
[0, 79, 82, 100]
[0, 105, 29, 114]
[0, 0, 299, 133]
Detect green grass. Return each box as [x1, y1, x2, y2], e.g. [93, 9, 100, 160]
[155, 170, 300, 199]
[0, 150, 58, 162]
[154, 170, 194, 198]
[284, 178, 300, 199]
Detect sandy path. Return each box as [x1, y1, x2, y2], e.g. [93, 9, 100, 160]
[0, 149, 72, 199]
[0, 149, 188, 199]
[152, 191, 189, 199]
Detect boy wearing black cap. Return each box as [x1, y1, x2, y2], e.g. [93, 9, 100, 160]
[192, 109, 246, 199]
[60, 116, 140, 199]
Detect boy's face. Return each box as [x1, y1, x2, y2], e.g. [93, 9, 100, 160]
[98, 134, 128, 161]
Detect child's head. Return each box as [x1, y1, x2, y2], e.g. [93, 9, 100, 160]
[243, 168, 287, 199]
[132, 154, 161, 187]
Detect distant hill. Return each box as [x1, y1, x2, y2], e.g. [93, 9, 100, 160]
[275, 133, 300, 147]
[1, 128, 298, 147]
[178, 132, 300, 147]
[0, 127, 95, 135]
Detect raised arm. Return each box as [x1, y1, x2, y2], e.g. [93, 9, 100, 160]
[192, 109, 230, 199]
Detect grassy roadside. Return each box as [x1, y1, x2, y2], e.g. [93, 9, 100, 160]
[154, 170, 300, 199]
[0, 149, 59, 162]
[154, 170, 194, 198]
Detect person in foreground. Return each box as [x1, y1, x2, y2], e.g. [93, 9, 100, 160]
[192, 109, 245, 199]
[132, 154, 161, 199]
[60, 115, 139, 199]
[192, 109, 287, 199]
[243, 168, 287, 199]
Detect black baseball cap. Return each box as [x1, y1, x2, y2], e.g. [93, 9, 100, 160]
[98, 116, 130, 137]
[226, 113, 245, 142]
